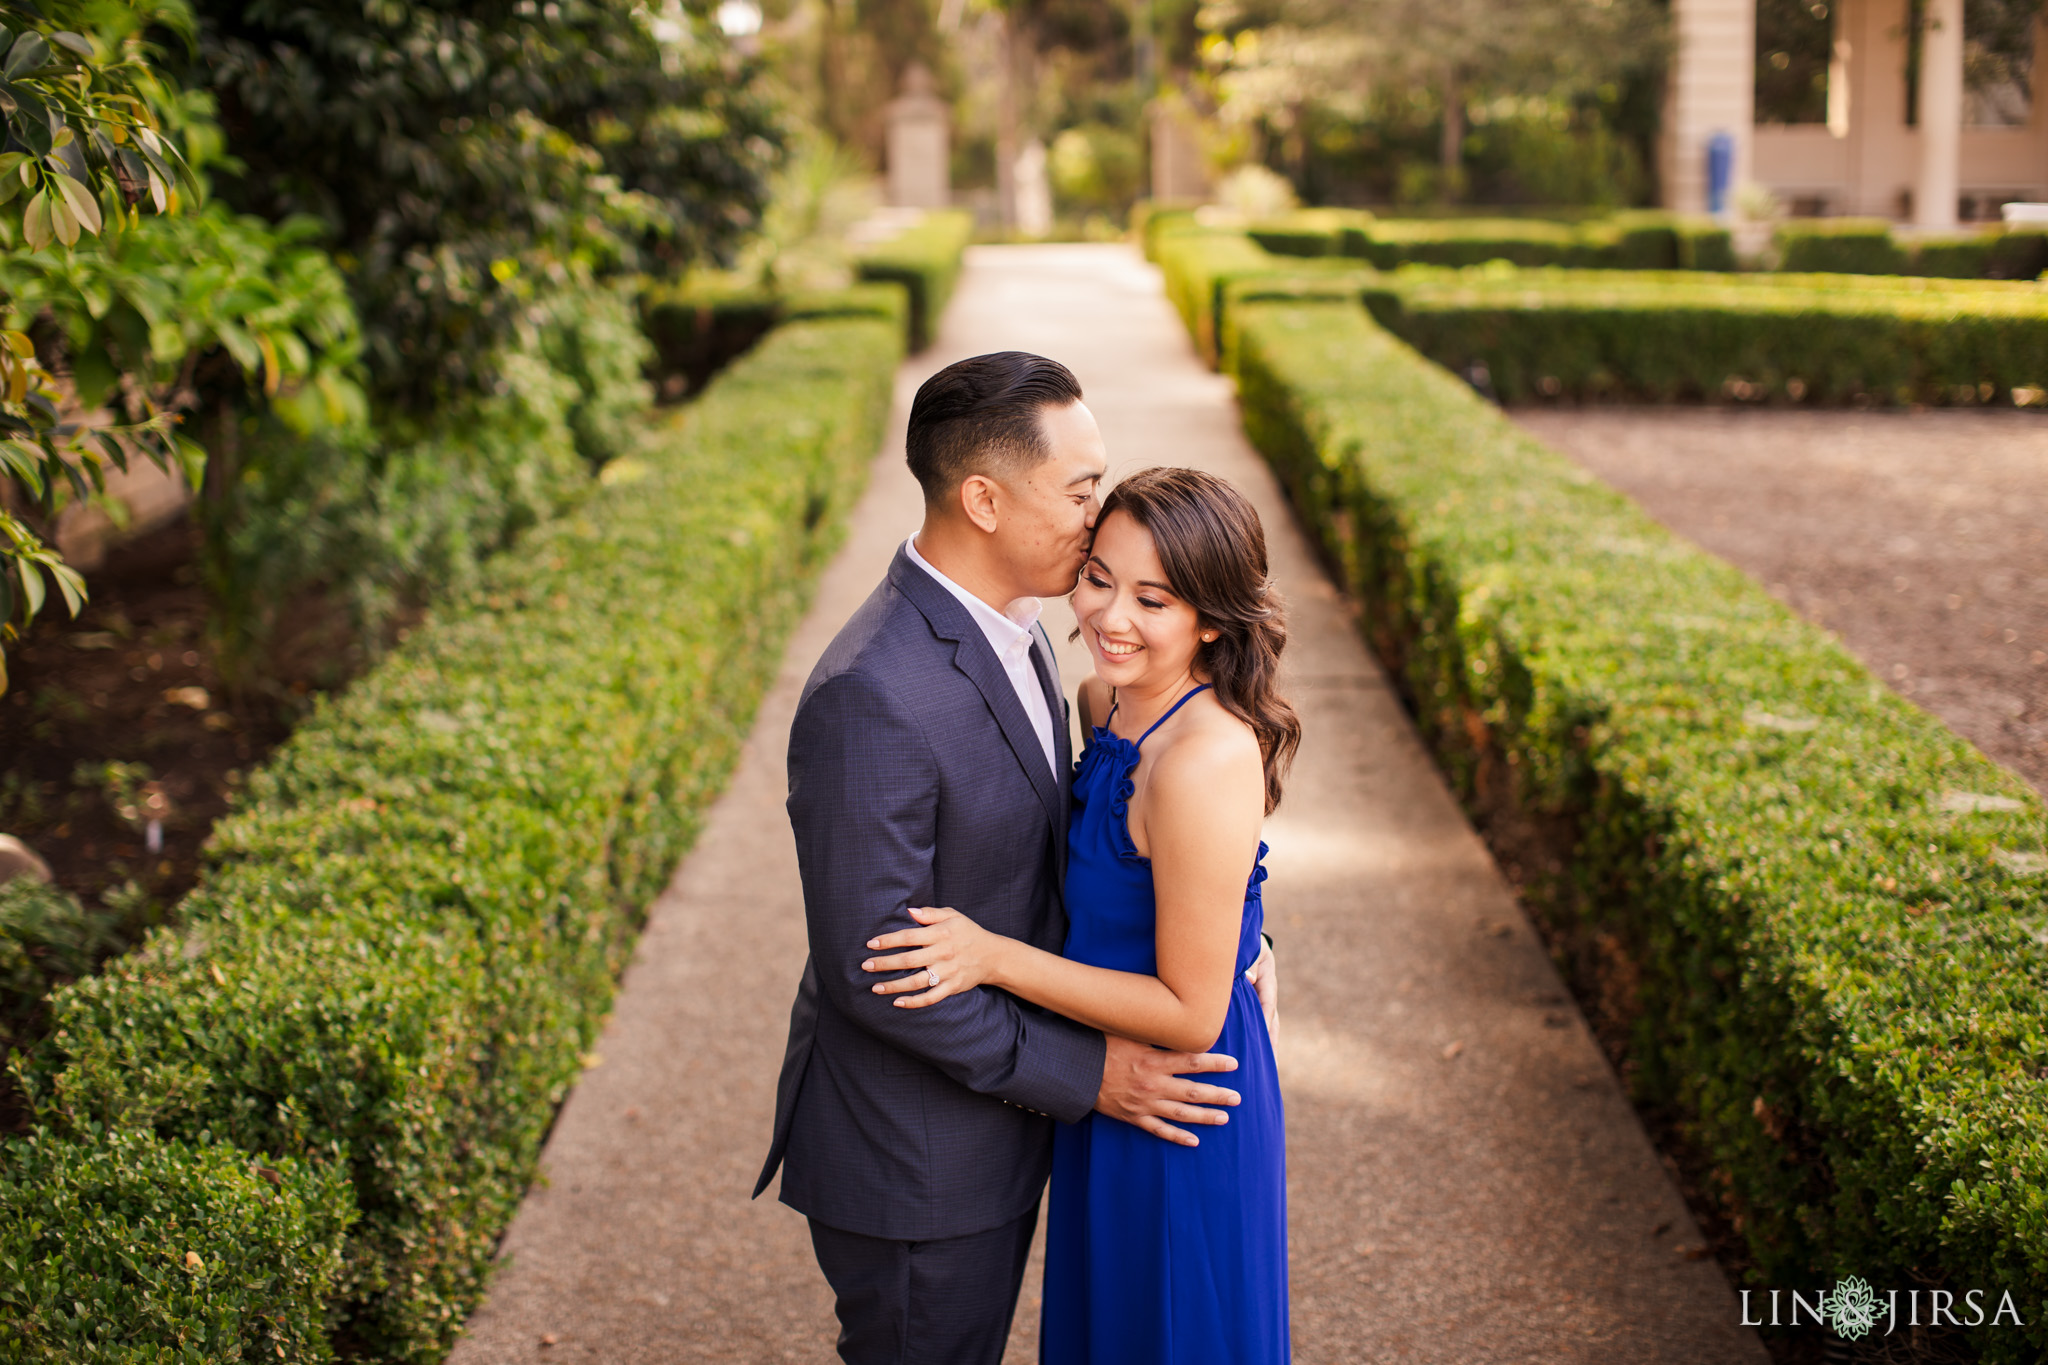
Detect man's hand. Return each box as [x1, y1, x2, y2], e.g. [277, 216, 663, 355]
[1095, 1034, 1239, 1147]
[1245, 935, 1278, 1039]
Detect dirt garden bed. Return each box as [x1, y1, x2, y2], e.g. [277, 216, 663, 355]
[1512, 406, 2048, 796]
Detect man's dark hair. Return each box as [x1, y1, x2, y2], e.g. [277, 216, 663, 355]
[905, 351, 1083, 504]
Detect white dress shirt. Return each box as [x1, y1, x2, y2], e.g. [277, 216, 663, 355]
[905, 536, 1059, 778]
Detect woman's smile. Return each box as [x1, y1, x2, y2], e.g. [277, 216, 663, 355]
[1096, 631, 1143, 658]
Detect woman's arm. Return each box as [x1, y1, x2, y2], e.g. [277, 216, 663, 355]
[862, 724, 1265, 1054]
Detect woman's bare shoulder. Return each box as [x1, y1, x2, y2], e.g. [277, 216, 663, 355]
[1150, 695, 1261, 790]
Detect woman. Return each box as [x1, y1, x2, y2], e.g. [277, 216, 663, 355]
[860, 466, 1298, 1364]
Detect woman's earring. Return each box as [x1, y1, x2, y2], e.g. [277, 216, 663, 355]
[1202, 631, 1218, 643]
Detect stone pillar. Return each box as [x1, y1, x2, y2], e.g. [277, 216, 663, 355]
[1659, 0, 1755, 215]
[884, 63, 950, 209]
[1149, 98, 1210, 203]
[1914, 0, 1964, 227]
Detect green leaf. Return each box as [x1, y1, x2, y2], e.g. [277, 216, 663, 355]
[18, 556, 42, 617]
[51, 170, 99, 236]
[49, 558, 83, 614]
[22, 187, 52, 250]
[50, 31, 93, 61]
[4, 30, 47, 79]
[48, 185, 78, 245]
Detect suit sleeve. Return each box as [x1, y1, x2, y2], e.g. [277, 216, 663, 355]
[787, 669, 1106, 1123]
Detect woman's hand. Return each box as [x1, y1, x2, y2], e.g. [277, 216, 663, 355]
[861, 906, 1005, 1008]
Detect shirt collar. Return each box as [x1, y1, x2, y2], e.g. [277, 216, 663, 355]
[904, 536, 1043, 656]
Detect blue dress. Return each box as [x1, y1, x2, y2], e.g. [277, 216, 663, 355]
[1041, 685, 1290, 1364]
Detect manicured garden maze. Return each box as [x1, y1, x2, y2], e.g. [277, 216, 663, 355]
[1211, 287, 2048, 1358]
[0, 293, 905, 1363]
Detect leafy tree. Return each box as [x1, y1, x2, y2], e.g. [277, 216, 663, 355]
[1198, 0, 1666, 202]
[191, 0, 784, 409]
[0, 0, 358, 684]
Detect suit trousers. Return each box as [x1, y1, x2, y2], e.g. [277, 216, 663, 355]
[807, 1201, 1040, 1365]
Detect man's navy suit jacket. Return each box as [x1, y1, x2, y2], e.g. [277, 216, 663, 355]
[754, 545, 1107, 1242]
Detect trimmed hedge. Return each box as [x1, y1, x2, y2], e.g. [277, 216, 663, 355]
[1774, 220, 2048, 280]
[1229, 297, 2048, 1360]
[853, 208, 975, 351]
[1357, 266, 2048, 405]
[1247, 208, 1376, 258]
[1, 1128, 354, 1362]
[9, 306, 904, 1362]
[1910, 230, 2048, 282]
[1774, 218, 1907, 275]
[639, 280, 910, 397]
[1152, 228, 1367, 366]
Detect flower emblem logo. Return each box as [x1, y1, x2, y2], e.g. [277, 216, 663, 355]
[1826, 1275, 1881, 1341]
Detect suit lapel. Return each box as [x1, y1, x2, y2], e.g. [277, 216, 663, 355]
[892, 550, 1065, 838]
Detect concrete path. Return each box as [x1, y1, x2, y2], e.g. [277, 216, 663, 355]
[450, 245, 1768, 1364]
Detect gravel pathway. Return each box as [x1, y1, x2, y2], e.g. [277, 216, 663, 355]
[448, 246, 1765, 1364]
[1512, 407, 2048, 795]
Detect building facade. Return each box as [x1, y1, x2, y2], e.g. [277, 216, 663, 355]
[1662, 0, 2048, 225]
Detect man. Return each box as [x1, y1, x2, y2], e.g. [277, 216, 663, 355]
[755, 352, 1274, 1364]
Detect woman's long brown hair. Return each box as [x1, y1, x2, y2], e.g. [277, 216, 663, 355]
[1097, 467, 1301, 813]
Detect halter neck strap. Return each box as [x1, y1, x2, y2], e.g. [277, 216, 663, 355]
[1119, 683, 1210, 749]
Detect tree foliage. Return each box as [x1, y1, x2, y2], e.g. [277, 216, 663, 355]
[0, 0, 361, 670]
[193, 0, 784, 408]
[1197, 0, 1666, 202]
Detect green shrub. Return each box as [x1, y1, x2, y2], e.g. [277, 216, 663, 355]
[1912, 233, 1999, 280]
[0, 1127, 353, 1363]
[639, 280, 911, 399]
[1357, 266, 2048, 404]
[1153, 229, 1365, 365]
[204, 282, 652, 673]
[1983, 229, 2048, 281]
[1342, 216, 1587, 269]
[1775, 217, 1907, 274]
[1676, 217, 1738, 271]
[1573, 210, 1679, 269]
[1913, 228, 2048, 281]
[639, 280, 784, 398]
[1230, 297, 2048, 1360]
[14, 307, 904, 1362]
[1134, 203, 1200, 260]
[0, 879, 120, 1026]
[854, 208, 975, 350]
[1246, 208, 1375, 259]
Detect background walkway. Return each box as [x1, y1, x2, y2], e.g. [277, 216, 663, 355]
[450, 245, 1768, 1363]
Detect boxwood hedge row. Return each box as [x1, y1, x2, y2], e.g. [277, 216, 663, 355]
[1228, 297, 2048, 1358]
[1228, 209, 1737, 273]
[3, 305, 904, 1363]
[1358, 266, 2048, 405]
[853, 208, 975, 351]
[1152, 225, 2048, 403]
[1775, 219, 2048, 280]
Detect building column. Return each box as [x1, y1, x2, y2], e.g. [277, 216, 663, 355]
[1659, 0, 1756, 215]
[1915, 0, 1964, 227]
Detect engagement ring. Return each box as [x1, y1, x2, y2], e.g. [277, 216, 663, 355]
[926, 967, 941, 988]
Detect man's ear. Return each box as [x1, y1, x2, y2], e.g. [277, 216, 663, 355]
[957, 472, 1001, 534]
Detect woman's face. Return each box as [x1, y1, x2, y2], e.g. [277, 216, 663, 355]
[1073, 509, 1205, 692]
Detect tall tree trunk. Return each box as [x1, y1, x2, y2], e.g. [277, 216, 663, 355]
[1439, 66, 1465, 201]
